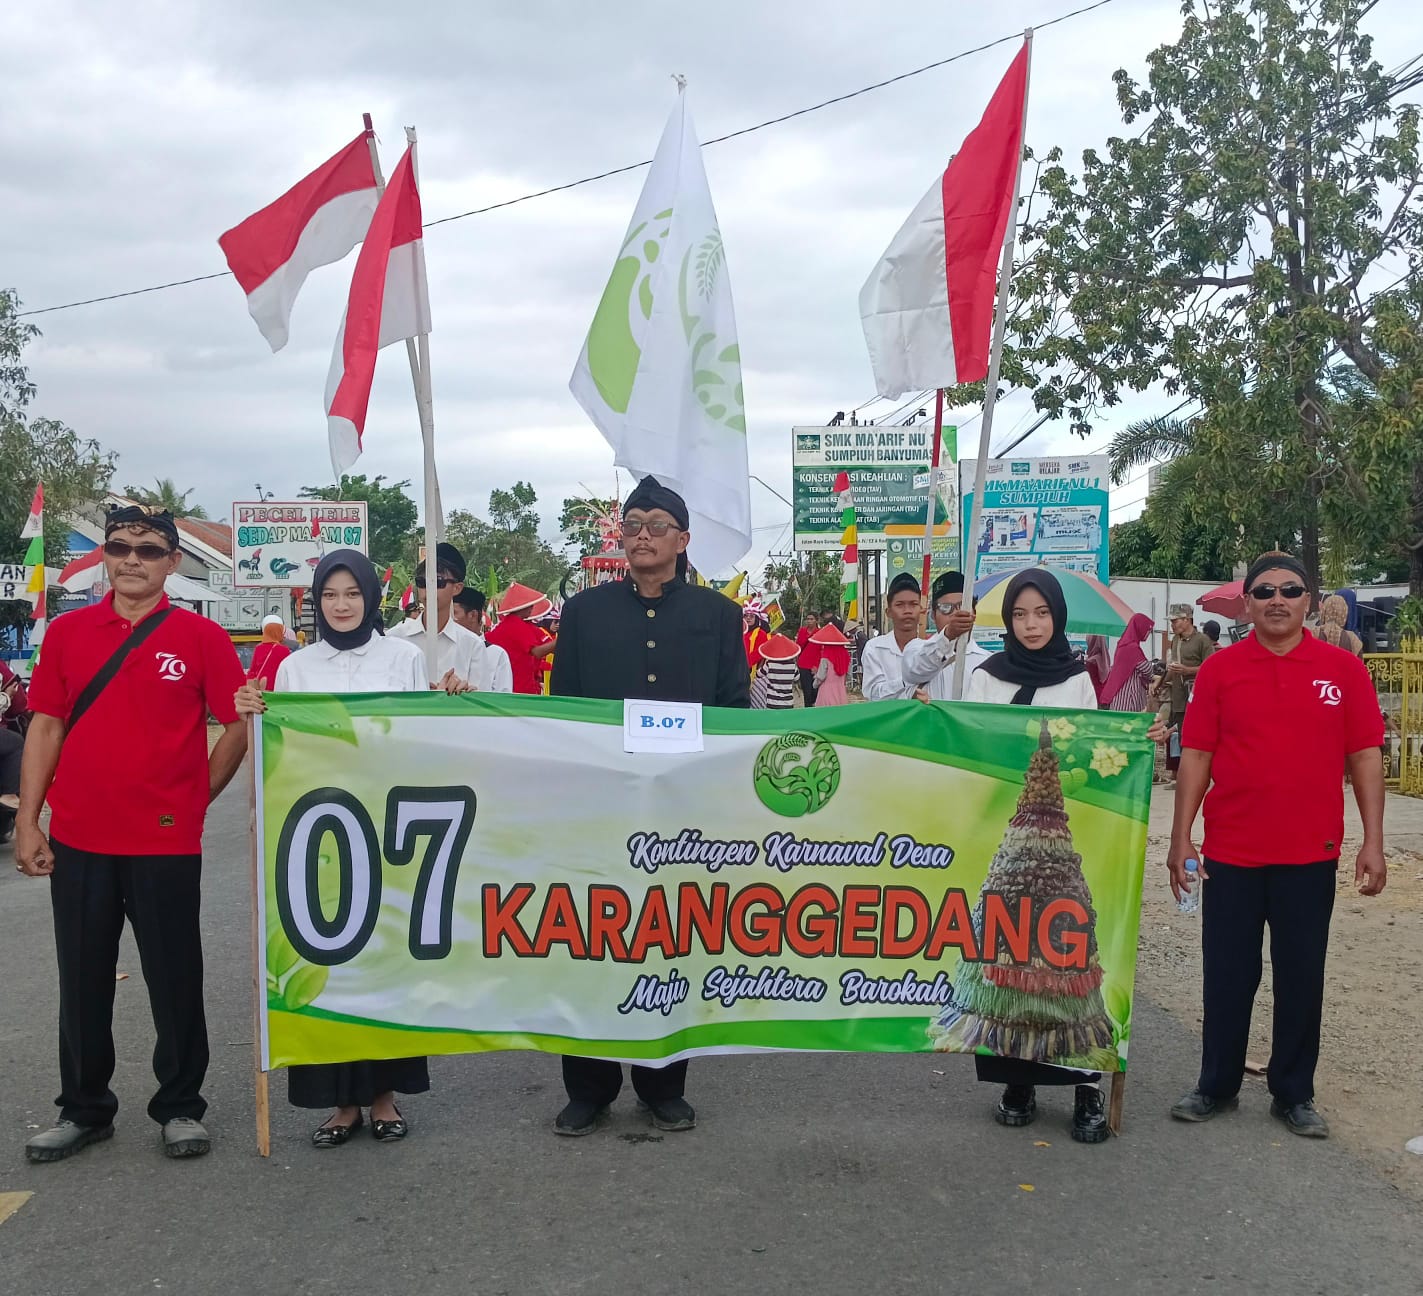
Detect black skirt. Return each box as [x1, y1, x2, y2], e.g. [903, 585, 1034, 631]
[288, 1058, 430, 1109]
[975, 1056, 1099, 1087]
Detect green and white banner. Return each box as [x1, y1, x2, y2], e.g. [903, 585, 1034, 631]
[256, 695, 1152, 1073]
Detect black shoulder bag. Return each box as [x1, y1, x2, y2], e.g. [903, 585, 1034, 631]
[66, 609, 173, 732]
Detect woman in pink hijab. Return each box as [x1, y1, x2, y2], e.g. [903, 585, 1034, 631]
[1098, 613, 1156, 711]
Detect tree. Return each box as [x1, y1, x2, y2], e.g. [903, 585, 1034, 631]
[444, 482, 567, 596]
[762, 552, 842, 627]
[298, 474, 418, 569]
[559, 495, 620, 558]
[995, 0, 1423, 590]
[1, 289, 116, 641]
[122, 477, 209, 519]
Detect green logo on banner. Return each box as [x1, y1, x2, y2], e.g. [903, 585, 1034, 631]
[752, 733, 841, 817]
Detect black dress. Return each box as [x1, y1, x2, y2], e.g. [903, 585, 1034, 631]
[550, 576, 750, 1105]
[288, 1058, 429, 1110]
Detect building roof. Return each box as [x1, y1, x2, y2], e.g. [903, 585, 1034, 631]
[176, 517, 232, 557]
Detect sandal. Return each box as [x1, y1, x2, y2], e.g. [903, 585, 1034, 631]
[311, 1113, 363, 1147]
[371, 1108, 408, 1142]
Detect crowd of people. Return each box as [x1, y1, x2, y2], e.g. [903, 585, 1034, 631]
[6, 488, 1389, 1163]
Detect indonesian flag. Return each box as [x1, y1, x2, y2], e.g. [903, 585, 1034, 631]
[834, 471, 859, 620]
[381, 565, 393, 602]
[859, 42, 1030, 398]
[218, 132, 380, 353]
[20, 483, 43, 539]
[324, 144, 431, 479]
[400, 583, 415, 610]
[59, 547, 105, 591]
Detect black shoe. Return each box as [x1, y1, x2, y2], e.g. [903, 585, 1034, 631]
[1071, 1085, 1109, 1143]
[1170, 1088, 1239, 1122]
[554, 1100, 610, 1137]
[995, 1085, 1037, 1127]
[638, 1097, 696, 1132]
[371, 1107, 408, 1142]
[311, 1113, 363, 1148]
[1271, 1098, 1329, 1139]
[24, 1119, 115, 1163]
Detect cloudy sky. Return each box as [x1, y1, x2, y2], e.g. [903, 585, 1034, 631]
[5, 0, 1414, 579]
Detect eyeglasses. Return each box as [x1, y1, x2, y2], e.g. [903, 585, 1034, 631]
[413, 574, 454, 589]
[621, 519, 678, 538]
[103, 539, 173, 562]
[1248, 583, 1308, 601]
[934, 601, 963, 616]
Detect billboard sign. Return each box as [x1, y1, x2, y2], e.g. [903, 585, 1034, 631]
[231, 501, 369, 588]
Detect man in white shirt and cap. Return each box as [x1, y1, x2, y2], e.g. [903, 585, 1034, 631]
[388, 542, 510, 693]
[860, 573, 928, 701]
[901, 570, 988, 701]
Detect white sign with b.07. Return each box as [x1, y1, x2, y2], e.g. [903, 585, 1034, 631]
[230, 501, 369, 588]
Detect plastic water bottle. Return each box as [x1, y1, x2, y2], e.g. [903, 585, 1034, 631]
[1178, 859, 1200, 915]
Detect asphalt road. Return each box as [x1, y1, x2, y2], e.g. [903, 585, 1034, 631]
[1, 787, 1418, 1296]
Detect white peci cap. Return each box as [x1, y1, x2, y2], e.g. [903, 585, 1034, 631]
[262, 614, 285, 628]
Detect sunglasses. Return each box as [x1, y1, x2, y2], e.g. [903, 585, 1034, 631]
[934, 601, 963, 616]
[1248, 583, 1308, 601]
[413, 574, 455, 589]
[103, 539, 174, 562]
[621, 519, 678, 538]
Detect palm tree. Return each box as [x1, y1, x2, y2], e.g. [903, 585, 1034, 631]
[122, 477, 209, 519]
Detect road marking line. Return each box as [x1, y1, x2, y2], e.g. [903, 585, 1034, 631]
[0, 1192, 35, 1226]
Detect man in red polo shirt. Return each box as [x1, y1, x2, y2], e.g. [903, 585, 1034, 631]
[13, 505, 247, 1163]
[1165, 552, 1385, 1139]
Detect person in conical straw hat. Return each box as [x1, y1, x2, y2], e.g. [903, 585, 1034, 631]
[808, 620, 852, 707]
[750, 633, 800, 709]
[486, 581, 555, 695]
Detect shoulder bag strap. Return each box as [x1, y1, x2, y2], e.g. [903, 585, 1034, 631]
[67, 608, 174, 732]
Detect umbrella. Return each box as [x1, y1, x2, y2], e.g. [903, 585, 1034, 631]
[972, 565, 1133, 637]
[1197, 579, 1246, 621]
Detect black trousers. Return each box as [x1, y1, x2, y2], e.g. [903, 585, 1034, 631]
[562, 1055, 688, 1106]
[48, 839, 209, 1127]
[799, 668, 818, 707]
[1199, 858, 1336, 1106]
[975, 1057, 1098, 1088]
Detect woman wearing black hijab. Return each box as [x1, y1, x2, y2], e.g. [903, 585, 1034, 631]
[964, 569, 1108, 1144]
[236, 550, 432, 1146]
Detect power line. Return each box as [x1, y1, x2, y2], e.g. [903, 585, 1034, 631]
[16, 0, 1123, 320]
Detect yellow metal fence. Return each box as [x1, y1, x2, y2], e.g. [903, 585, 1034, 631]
[1364, 639, 1423, 795]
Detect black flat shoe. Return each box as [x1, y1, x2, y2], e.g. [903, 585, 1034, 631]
[311, 1113, 363, 1147]
[1071, 1085, 1109, 1144]
[371, 1108, 408, 1141]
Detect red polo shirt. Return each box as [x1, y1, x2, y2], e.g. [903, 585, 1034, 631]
[27, 594, 245, 856]
[797, 627, 822, 671]
[1182, 629, 1383, 866]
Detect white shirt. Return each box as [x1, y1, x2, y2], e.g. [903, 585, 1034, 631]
[276, 634, 428, 694]
[966, 667, 1100, 709]
[860, 633, 915, 701]
[901, 632, 995, 701]
[389, 613, 511, 692]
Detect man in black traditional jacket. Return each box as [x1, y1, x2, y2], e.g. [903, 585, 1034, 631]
[549, 476, 750, 1136]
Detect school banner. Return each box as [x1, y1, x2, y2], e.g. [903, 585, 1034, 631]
[255, 695, 1152, 1073]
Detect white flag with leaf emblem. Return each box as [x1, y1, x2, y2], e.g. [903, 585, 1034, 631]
[569, 88, 750, 575]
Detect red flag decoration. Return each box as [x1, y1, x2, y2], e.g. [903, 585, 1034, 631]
[218, 132, 380, 353]
[381, 565, 393, 601]
[58, 547, 105, 591]
[858, 42, 1030, 397]
[324, 144, 432, 479]
[400, 583, 415, 610]
[20, 482, 43, 539]
[310, 515, 322, 541]
[833, 471, 859, 619]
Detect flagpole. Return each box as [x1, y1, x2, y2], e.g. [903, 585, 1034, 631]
[404, 125, 442, 690]
[920, 388, 946, 629]
[951, 29, 1034, 701]
[363, 115, 441, 686]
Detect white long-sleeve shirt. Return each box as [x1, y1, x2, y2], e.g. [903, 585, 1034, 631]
[860, 632, 915, 700]
[900, 632, 995, 701]
[966, 666, 1100, 709]
[389, 613, 512, 692]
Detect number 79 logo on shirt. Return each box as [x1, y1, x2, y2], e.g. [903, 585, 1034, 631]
[1313, 679, 1342, 706]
